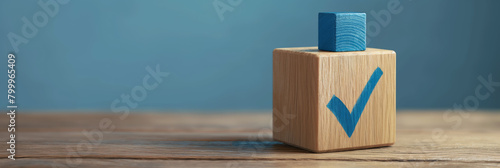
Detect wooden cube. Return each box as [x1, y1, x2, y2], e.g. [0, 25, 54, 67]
[273, 47, 396, 152]
[318, 12, 366, 52]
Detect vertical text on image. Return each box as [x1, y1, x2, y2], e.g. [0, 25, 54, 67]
[6, 53, 17, 160]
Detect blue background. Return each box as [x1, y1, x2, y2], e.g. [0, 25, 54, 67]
[1, 0, 499, 111]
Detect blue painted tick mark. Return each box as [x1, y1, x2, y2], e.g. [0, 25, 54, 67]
[326, 67, 383, 138]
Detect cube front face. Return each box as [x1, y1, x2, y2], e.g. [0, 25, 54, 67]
[318, 12, 366, 52]
[316, 48, 396, 152]
[273, 47, 395, 152]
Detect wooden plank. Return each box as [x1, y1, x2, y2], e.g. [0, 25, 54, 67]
[0, 130, 498, 162]
[0, 111, 499, 168]
[2, 111, 498, 132]
[1, 159, 499, 168]
[0, 112, 272, 132]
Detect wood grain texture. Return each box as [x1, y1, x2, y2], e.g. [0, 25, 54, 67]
[273, 48, 320, 151]
[0, 111, 499, 168]
[318, 12, 366, 52]
[2, 159, 499, 168]
[273, 47, 396, 152]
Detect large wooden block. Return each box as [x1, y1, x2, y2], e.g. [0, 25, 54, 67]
[273, 47, 396, 152]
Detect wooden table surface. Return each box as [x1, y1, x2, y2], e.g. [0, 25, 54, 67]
[0, 111, 499, 168]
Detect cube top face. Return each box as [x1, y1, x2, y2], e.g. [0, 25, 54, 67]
[273, 47, 395, 152]
[318, 12, 366, 52]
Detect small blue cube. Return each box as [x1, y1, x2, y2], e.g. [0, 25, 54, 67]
[318, 12, 366, 52]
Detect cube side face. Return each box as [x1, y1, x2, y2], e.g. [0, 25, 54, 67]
[318, 13, 366, 52]
[316, 49, 396, 152]
[318, 13, 336, 52]
[273, 49, 320, 151]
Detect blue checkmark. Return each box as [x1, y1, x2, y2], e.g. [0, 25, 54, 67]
[326, 67, 383, 138]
